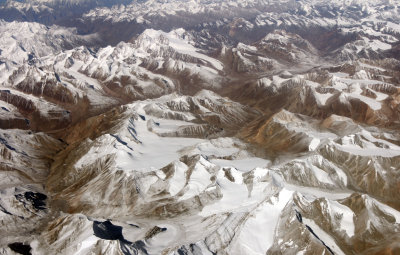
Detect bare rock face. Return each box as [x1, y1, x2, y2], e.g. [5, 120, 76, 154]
[0, 130, 64, 250]
[240, 110, 324, 155]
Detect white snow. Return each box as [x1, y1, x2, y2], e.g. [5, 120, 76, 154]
[139, 29, 223, 71]
[308, 138, 320, 151]
[302, 217, 346, 255]
[167, 161, 188, 196]
[178, 157, 213, 201]
[334, 130, 400, 157]
[314, 91, 333, 106]
[330, 201, 355, 237]
[211, 158, 271, 172]
[230, 189, 294, 254]
[75, 236, 99, 255]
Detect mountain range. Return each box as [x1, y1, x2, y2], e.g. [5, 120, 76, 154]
[0, 0, 400, 254]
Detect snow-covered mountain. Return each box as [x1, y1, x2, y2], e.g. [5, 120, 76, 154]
[1, 0, 400, 255]
[0, 20, 99, 65]
[0, 0, 131, 24]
